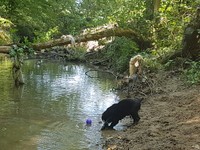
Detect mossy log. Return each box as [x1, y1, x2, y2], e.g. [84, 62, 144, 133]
[0, 46, 11, 53]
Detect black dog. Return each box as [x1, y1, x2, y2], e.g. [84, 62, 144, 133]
[101, 98, 142, 130]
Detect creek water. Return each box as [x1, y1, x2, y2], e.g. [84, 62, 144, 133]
[0, 59, 122, 150]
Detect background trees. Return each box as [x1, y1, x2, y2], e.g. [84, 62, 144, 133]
[0, 0, 199, 60]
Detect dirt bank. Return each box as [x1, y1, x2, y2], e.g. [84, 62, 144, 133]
[102, 71, 200, 150]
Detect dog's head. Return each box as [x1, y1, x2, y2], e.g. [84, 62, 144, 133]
[102, 103, 118, 121]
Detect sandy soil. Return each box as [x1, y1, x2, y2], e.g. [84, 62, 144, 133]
[102, 71, 200, 150]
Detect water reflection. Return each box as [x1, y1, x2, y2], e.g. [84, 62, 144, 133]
[0, 60, 119, 150]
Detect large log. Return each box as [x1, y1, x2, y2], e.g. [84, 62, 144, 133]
[33, 27, 151, 50]
[0, 27, 151, 54]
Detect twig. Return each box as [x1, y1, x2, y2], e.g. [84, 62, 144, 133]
[85, 69, 118, 78]
[85, 70, 99, 78]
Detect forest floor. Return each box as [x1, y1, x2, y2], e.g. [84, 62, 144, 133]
[101, 70, 200, 150]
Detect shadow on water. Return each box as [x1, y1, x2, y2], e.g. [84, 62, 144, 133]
[0, 59, 128, 150]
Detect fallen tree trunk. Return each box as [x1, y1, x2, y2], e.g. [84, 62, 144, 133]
[33, 27, 151, 50]
[0, 27, 151, 54]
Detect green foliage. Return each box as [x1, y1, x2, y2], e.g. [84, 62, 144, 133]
[78, 0, 149, 36]
[34, 26, 59, 43]
[0, 30, 11, 45]
[164, 57, 186, 71]
[9, 45, 34, 58]
[164, 59, 176, 70]
[0, 0, 153, 42]
[102, 37, 139, 73]
[183, 61, 200, 84]
[0, 0, 80, 42]
[152, 0, 199, 58]
[143, 55, 163, 72]
[0, 17, 13, 29]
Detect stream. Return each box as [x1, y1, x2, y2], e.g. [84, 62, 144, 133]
[0, 59, 123, 150]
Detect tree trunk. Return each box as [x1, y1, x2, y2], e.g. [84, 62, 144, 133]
[162, 7, 200, 63]
[145, 0, 161, 20]
[145, 0, 154, 20]
[12, 56, 25, 87]
[153, 0, 161, 13]
[181, 7, 200, 60]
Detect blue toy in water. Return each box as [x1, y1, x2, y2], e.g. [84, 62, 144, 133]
[86, 119, 92, 125]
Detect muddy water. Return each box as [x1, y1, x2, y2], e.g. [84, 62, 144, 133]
[0, 60, 120, 150]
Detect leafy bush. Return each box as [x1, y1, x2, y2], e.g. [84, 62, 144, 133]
[9, 45, 34, 59]
[143, 55, 163, 72]
[102, 37, 139, 73]
[183, 61, 200, 84]
[164, 57, 187, 71]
